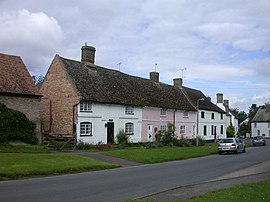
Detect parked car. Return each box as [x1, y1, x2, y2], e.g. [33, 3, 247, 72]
[252, 136, 266, 146]
[218, 138, 246, 155]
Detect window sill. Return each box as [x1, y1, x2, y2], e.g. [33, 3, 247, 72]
[80, 135, 93, 137]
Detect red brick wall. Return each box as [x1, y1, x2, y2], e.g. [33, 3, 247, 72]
[40, 56, 80, 136]
[0, 95, 41, 142]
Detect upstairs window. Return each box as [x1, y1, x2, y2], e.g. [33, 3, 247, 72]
[220, 113, 223, 120]
[160, 125, 167, 132]
[201, 111, 205, 119]
[125, 106, 134, 115]
[254, 123, 257, 128]
[125, 122, 134, 135]
[180, 125, 186, 134]
[183, 111, 189, 117]
[268, 123, 270, 128]
[80, 102, 92, 112]
[211, 113, 215, 119]
[160, 108, 167, 116]
[80, 122, 92, 136]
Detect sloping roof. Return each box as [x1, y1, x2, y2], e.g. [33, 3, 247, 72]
[252, 105, 270, 122]
[181, 86, 225, 113]
[58, 56, 196, 111]
[0, 53, 42, 97]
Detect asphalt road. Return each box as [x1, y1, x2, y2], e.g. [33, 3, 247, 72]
[1, 141, 270, 202]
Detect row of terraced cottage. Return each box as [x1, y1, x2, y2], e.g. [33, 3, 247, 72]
[1, 45, 240, 144]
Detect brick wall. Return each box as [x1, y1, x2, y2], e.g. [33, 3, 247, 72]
[0, 95, 41, 142]
[40, 56, 80, 136]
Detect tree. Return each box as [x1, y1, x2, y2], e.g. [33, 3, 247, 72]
[226, 125, 235, 137]
[32, 74, 44, 88]
[230, 108, 247, 124]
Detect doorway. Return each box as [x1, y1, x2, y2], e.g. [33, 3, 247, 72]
[107, 122, 114, 144]
[147, 124, 153, 142]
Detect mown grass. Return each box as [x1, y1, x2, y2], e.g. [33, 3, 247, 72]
[0, 153, 119, 180]
[0, 144, 49, 153]
[125, 179, 270, 202]
[102, 144, 217, 164]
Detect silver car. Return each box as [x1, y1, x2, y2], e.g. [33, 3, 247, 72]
[218, 138, 246, 155]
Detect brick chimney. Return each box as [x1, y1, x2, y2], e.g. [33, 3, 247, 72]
[173, 78, 182, 87]
[216, 93, 223, 104]
[81, 43, 96, 64]
[150, 72, 159, 82]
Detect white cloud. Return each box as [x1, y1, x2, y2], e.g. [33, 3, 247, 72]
[0, 9, 63, 74]
[252, 92, 270, 105]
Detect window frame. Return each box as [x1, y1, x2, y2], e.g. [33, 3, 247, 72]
[203, 125, 207, 136]
[201, 111, 205, 119]
[183, 111, 189, 118]
[160, 108, 167, 116]
[125, 106, 134, 115]
[80, 102, 92, 112]
[211, 113, 215, 120]
[220, 125, 224, 135]
[160, 124, 167, 132]
[80, 122, 92, 136]
[125, 122, 134, 135]
[180, 125, 186, 134]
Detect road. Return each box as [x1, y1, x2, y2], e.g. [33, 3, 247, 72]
[1, 142, 270, 202]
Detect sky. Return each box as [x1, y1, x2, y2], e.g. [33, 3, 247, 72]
[0, 0, 270, 112]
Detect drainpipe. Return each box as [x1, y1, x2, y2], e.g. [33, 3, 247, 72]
[173, 109, 177, 137]
[73, 101, 81, 143]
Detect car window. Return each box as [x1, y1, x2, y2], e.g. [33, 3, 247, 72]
[220, 139, 233, 143]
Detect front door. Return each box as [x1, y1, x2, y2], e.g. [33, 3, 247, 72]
[147, 124, 153, 142]
[107, 122, 114, 144]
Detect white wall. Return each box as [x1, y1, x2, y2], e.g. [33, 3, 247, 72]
[77, 103, 142, 144]
[197, 110, 227, 140]
[251, 122, 270, 137]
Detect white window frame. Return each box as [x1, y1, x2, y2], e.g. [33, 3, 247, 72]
[125, 106, 134, 115]
[254, 123, 257, 128]
[80, 122, 92, 136]
[180, 125, 186, 134]
[80, 102, 92, 112]
[220, 113, 223, 120]
[125, 122, 134, 135]
[183, 111, 189, 118]
[221, 125, 224, 135]
[201, 111, 205, 119]
[160, 108, 167, 116]
[211, 113, 215, 120]
[160, 124, 167, 132]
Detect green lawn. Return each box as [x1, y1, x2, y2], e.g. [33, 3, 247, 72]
[0, 144, 119, 180]
[102, 144, 217, 164]
[125, 179, 270, 202]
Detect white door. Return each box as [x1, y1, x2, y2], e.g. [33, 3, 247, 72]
[147, 124, 153, 142]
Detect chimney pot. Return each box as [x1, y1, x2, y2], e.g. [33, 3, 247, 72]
[173, 78, 182, 87]
[81, 45, 96, 64]
[150, 72, 159, 82]
[217, 93, 223, 104]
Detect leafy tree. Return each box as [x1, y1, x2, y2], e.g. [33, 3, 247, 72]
[226, 125, 235, 137]
[230, 108, 248, 124]
[238, 122, 249, 138]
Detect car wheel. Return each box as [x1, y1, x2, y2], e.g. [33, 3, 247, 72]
[234, 148, 239, 154]
[218, 151, 222, 155]
[243, 147, 246, 153]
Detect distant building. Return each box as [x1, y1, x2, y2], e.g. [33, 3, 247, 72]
[0, 53, 42, 142]
[216, 93, 239, 136]
[251, 104, 270, 137]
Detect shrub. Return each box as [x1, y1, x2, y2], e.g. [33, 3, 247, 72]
[0, 103, 37, 144]
[116, 129, 130, 146]
[172, 137, 191, 147]
[191, 136, 206, 146]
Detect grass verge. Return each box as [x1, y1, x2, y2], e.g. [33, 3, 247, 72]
[125, 179, 270, 202]
[0, 153, 119, 180]
[102, 144, 217, 164]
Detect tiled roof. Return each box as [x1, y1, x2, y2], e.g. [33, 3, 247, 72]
[252, 106, 270, 122]
[0, 53, 42, 97]
[181, 86, 226, 113]
[59, 56, 196, 111]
